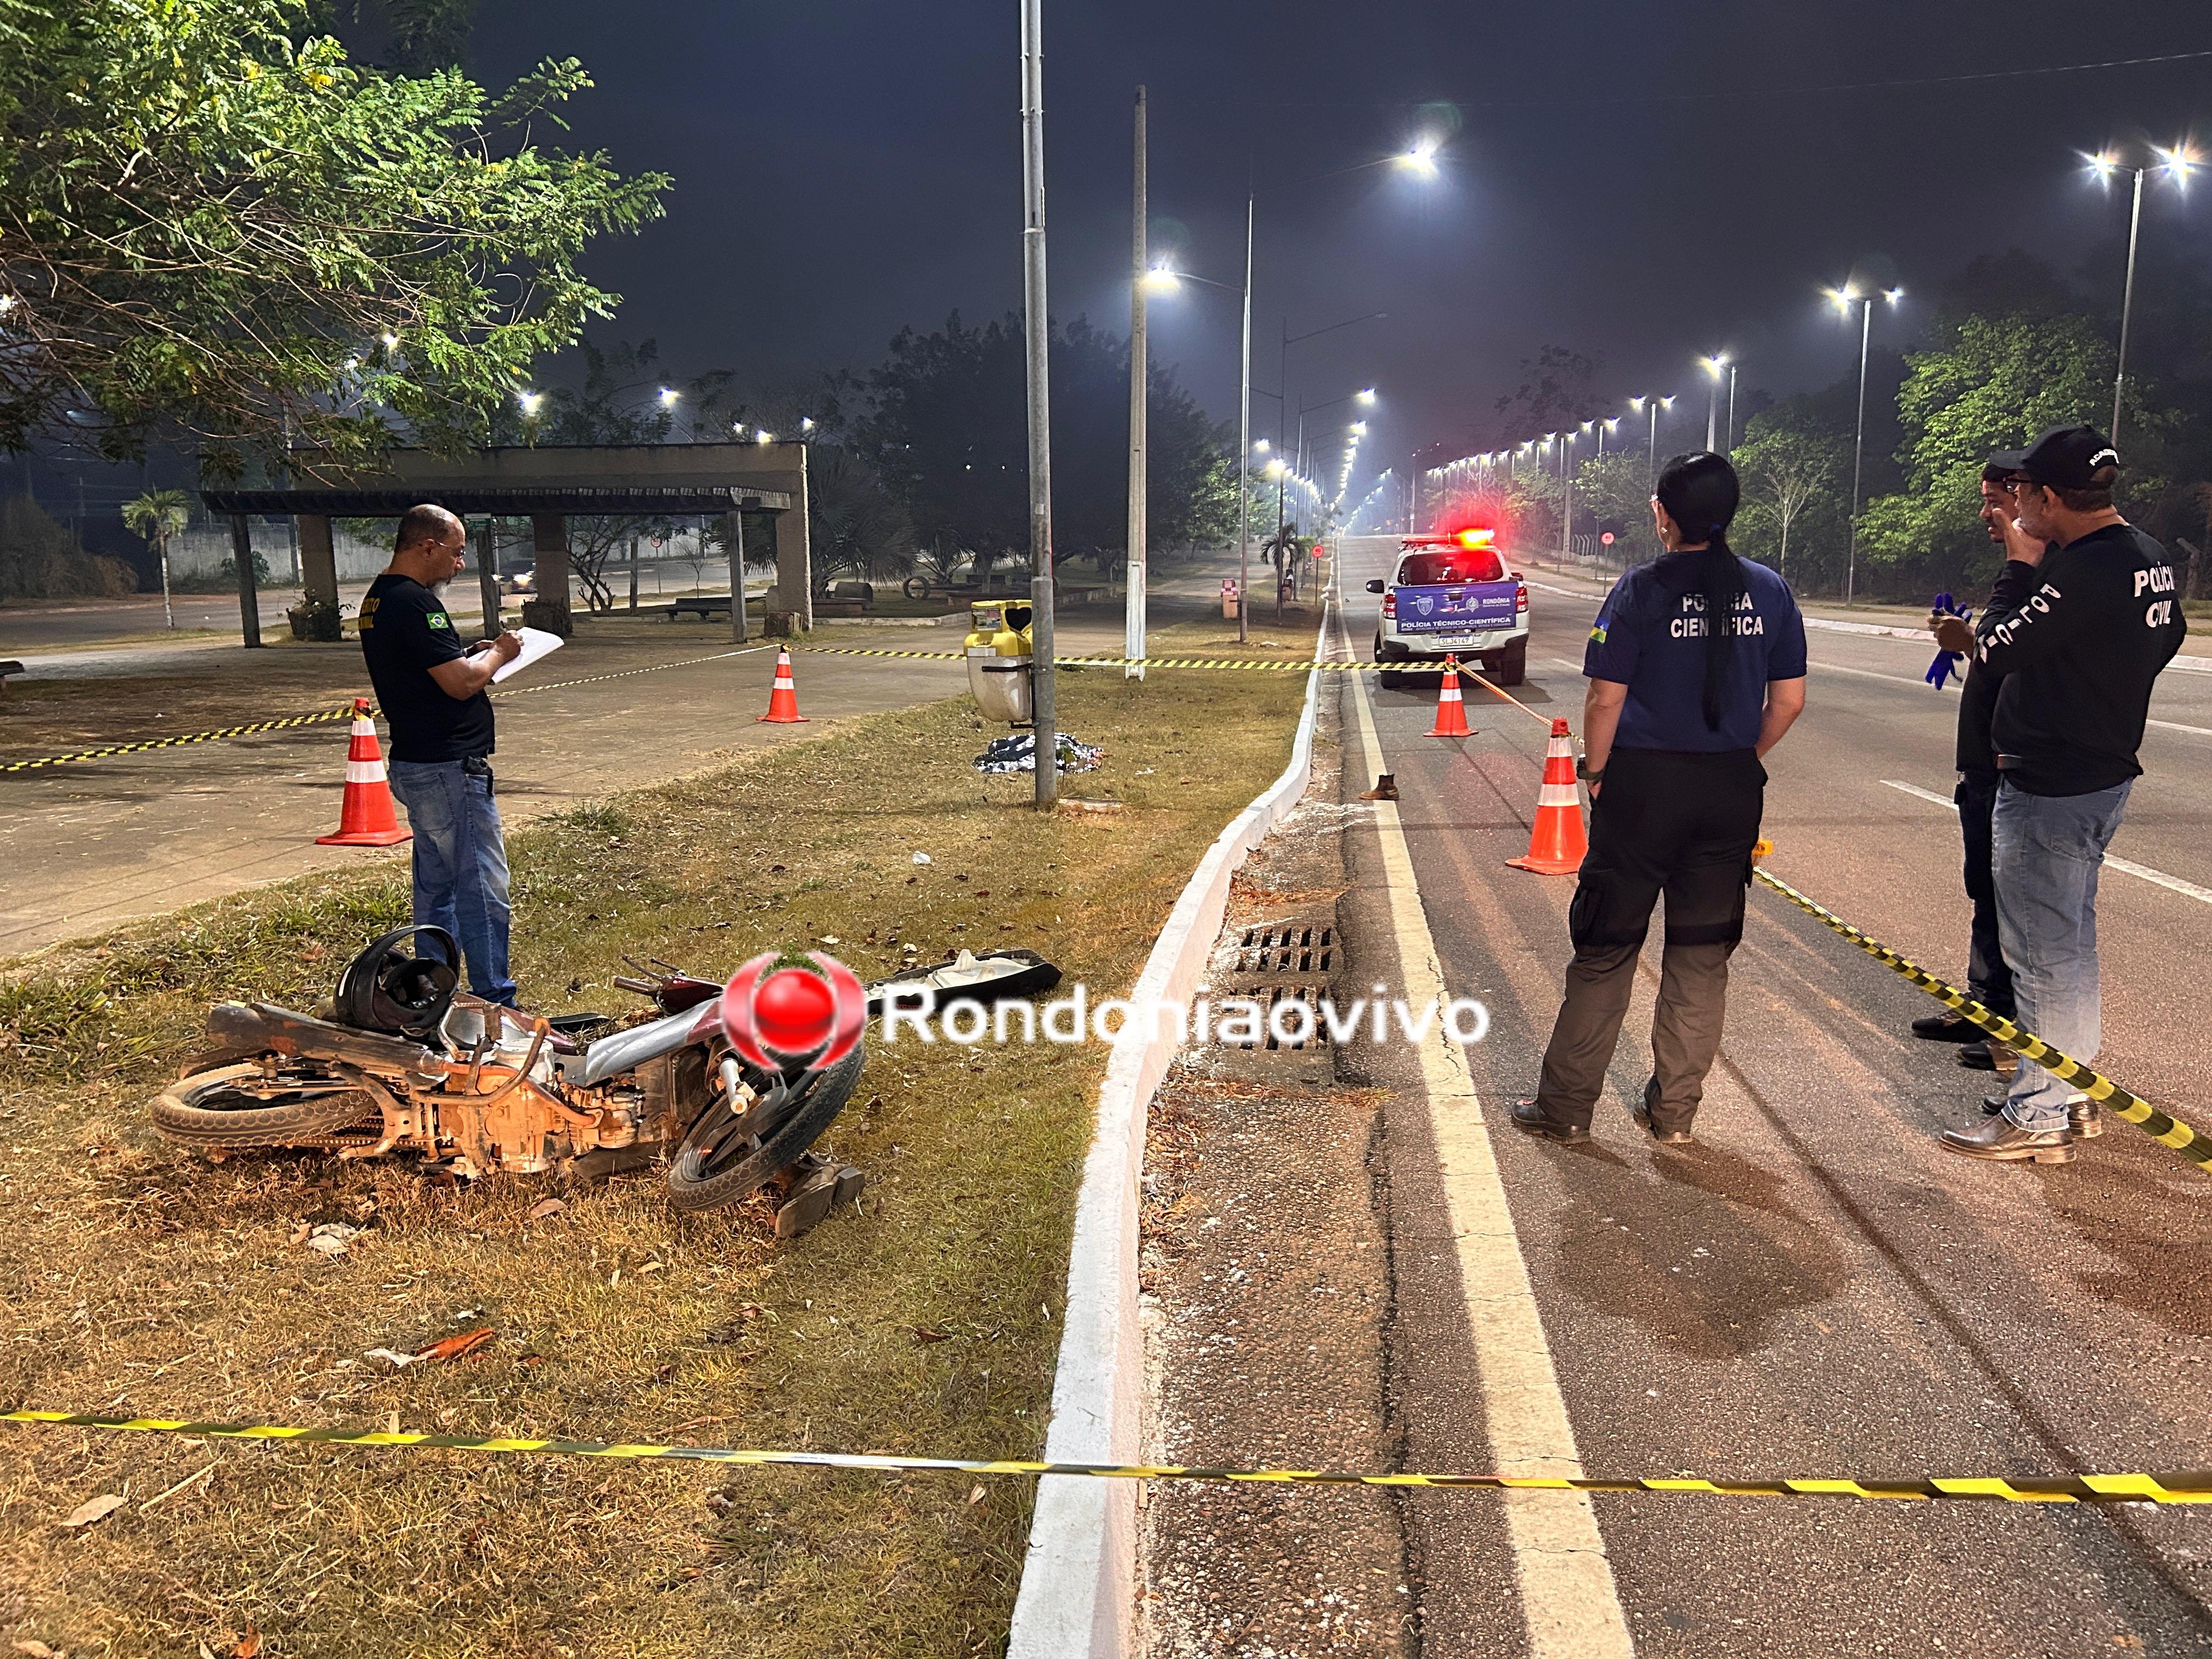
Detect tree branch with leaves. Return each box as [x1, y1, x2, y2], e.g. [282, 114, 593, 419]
[0, 0, 668, 476]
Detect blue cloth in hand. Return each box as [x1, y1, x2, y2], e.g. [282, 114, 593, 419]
[1926, 590, 1970, 690]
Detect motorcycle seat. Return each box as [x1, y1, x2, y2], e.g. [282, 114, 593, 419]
[207, 1001, 441, 1075]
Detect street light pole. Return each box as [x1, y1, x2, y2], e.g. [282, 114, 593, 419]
[1019, 0, 1056, 805]
[1847, 296, 1871, 606]
[1125, 84, 1147, 681]
[1238, 199, 1254, 642]
[1725, 364, 1739, 453]
[2113, 162, 2145, 446]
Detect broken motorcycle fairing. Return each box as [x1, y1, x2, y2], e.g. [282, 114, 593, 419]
[152, 961, 865, 1215]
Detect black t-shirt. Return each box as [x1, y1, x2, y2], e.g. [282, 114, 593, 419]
[359, 574, 495, 763]
[1974, 523, 2183, 796]
[1954, 558, 2039, 775]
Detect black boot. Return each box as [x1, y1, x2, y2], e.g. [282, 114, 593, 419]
[1911, 1010, 1980, 1043]
[1510, 1098, 1588, 1144]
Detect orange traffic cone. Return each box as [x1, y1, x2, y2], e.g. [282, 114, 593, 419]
[757, 647, 809, 723]
[317, 698, 410, 847]
[1506, 719, 1589, 876]
[1426, 654, 1471, 737]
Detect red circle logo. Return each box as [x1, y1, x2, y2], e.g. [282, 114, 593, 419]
[717, 952, 866, 1074]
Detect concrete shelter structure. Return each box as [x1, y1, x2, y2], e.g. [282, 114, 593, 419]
[199, 441, 806, 644]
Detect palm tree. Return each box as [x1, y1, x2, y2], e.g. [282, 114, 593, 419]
[122, 490, 191, 628]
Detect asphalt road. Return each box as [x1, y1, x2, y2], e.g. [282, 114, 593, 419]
[1328, 533, 2212, 1656]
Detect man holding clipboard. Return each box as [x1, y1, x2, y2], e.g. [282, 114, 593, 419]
[359, 504, 531, 1007]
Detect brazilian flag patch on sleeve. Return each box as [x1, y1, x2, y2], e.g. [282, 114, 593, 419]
[427, 611, 452, 630]
[1588, 620, 1608, 644]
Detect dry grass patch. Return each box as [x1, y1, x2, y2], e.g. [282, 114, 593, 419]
[0, 638, 1313, 1658]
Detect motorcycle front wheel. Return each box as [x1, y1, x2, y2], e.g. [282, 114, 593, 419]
[664, 1043, 866, 1214]
[152, 1060, 381, 1150]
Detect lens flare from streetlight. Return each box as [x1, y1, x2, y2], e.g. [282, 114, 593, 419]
[1884, 286, 1905, 304]
[1254, 439, 1270, 453]
[1396, 139, 1441, 176]
[1703, 353, 1728, 377]
[1143, 262, 1183, 294]
[1356, 387, 1378, 403]
[659, 387, 679, 405]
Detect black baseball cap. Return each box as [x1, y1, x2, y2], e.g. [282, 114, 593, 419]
[1993, 424, 2120, 490]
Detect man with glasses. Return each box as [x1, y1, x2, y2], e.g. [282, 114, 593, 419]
[1917, 459, 2044, 1071]
[1937, 425, 2182, 1164]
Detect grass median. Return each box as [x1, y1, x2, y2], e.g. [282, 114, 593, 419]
[0, 622, 1313, 1659]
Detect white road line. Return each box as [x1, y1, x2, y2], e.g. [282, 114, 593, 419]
[1880, 778, 2212, 906]
[1346, 633, 1633, 1658]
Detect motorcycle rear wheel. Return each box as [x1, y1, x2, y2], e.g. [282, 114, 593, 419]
[664, 1044, 866, 1214]
[153, 1060, 380, 1150]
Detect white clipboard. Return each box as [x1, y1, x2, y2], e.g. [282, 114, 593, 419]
[490, 627, 564, 684]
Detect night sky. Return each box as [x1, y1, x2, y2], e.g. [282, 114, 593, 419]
[469, 1, 2212, 498]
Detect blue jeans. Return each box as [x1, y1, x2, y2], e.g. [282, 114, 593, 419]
[388, 759, 516, 1006]
[1993, 777, 2132, 1132]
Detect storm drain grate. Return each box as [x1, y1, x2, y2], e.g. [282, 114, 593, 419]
[1235, 922, 1335, 975]
[1227, 983, 1330, 1051]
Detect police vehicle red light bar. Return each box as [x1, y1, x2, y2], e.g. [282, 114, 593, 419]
[1453, 528, 1495, 549]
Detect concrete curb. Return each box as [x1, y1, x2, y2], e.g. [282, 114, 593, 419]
[1004, 610, 1331, 1659]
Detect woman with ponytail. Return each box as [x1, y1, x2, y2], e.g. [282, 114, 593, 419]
[1513, 452, 1808, 1148]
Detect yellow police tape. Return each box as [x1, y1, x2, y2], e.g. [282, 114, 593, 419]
[1755, 868, 2212, 1174]
[797, 645, 1378, 672]
[9, 1410, 2210, 1503]
[0, 647, 771, 774]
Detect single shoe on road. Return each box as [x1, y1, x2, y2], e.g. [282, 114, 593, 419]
[1941, 1116, 2076, 1164]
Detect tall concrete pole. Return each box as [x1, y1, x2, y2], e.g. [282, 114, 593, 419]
[1847, 297, 1871, 605]
[1019, 0, 1056, 805]
[1125, 86, 1147, 681]
[1236, 195, 1253, 644]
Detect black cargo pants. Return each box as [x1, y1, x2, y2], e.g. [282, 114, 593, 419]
[1533, 746, 1766, 1133]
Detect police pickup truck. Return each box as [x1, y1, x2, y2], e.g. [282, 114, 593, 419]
[1366, 528, 1530, 687]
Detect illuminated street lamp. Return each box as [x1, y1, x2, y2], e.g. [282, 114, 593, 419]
[1629, 394, 1676, 482]
[1827, 283, 1904, 603]
[1701, 354, 1728, 452]
[2087, 143, 2198, 445]
[1396, 138, 1441, 177]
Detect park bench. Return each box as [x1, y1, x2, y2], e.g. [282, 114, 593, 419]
[810, 579, 877, 618]
[665, 595, 734, 622]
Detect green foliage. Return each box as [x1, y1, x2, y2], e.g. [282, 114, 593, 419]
[806, 444, 915, 586]
[1730, 420, 1845, 582]
[1858, 311, 2154, 594]
[1571, 452, 1654, 545]
[0, 0, 667, 471]
[122, 489, 191, 549]
[856, 312, 1233, 569]
[0, 493, 134, 598]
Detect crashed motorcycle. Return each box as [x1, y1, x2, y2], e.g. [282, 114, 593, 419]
[151, 929, 867, 1225]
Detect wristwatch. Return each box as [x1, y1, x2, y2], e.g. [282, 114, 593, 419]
[1575, 757, 1603, 784]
